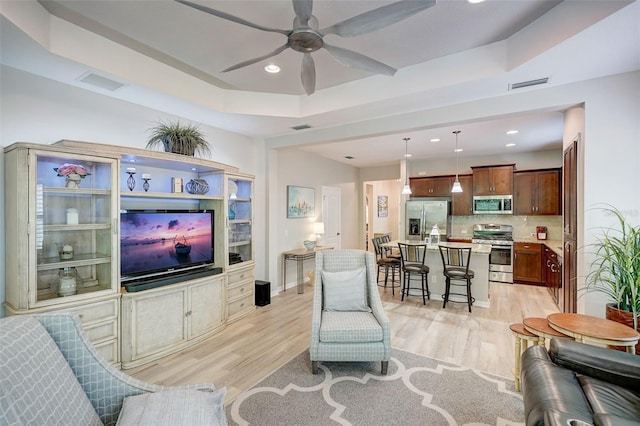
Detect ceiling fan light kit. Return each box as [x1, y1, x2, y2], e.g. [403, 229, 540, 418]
[175, 0, 436, 95]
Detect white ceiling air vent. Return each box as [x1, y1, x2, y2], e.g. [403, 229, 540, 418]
[509, 77, 550, 91]
[291, 124, 312, 130]
[77, 72, 126, 91]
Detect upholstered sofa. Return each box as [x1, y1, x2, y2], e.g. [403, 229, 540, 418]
[521, 337, 640, 426]
[0, 313, 226, 426]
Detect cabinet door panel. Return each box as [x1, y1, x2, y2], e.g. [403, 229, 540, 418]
[536, 170, 561, 215]
[492, 166, 514, 195]
[131, 290, 186, 358]
[472, 168, 492, 195]
[514, 173, 535, 215]
[514, 243, 543, 284]
[452, 175, 473, 215]
[189, 278, 224, 338]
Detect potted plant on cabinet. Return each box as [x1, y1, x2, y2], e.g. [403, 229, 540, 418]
[145, 120, 212, 157]
[584, 205, 640, 351]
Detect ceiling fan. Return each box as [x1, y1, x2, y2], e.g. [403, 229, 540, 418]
[175, 0, 437, 95]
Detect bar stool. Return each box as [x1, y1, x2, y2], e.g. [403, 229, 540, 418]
[397, 242, 430, 304]
[509, 323, 540, 392]
[372, 237, 400, 294]
[439, 245, 475, 312]
[523, 317, 572, 346]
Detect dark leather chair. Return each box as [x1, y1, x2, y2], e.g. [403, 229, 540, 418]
[397, 242, 430, 304]
[438, 245, 475, 312]
[521, 338, 640, 426]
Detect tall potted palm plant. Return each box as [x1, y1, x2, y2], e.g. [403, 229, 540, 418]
[584, 205, 640, 351]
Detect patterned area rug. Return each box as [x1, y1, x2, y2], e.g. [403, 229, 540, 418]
[226, 348, 524, 426]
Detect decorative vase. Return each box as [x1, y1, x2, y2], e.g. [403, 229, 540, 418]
[605, 303, 640, 354]
[58, 267, 78, 297]
[228, 206, 236, 220]
[65, 173, 82, 189]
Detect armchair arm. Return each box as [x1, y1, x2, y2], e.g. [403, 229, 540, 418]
[549, 338, 640, 392]
[36, 313, 217, 426]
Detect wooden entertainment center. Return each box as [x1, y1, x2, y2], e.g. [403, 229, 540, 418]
[3, 141, 255, 369]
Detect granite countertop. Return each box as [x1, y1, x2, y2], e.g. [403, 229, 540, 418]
[514, 238, 563, 257]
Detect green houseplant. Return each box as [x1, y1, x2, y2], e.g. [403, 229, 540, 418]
[584, 205, 640, 338]
[145, 120, 211, 157]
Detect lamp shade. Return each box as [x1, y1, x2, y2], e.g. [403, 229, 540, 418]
[401, 184, 412, 195]
[313, 222, 325, 234]
[451, 180, 463, 193]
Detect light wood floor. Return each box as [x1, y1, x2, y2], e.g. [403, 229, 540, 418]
[128, 281, 559, 403]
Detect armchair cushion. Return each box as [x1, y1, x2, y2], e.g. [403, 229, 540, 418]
[0, 316, 102, 426]
[322, 267, 370, 312]
[320, 311, 383, 343]
[116, 389, 226, 426]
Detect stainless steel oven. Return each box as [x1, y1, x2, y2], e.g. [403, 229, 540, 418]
[472, 224, 514, 284]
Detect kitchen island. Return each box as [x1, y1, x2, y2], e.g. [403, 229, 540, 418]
[381, 241, 492, 308]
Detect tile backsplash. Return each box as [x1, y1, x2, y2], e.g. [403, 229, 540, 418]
[451, 215, 562, 241]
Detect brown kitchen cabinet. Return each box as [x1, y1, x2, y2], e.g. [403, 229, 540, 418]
[543, 245, 561, 308]
[451, 174, 473, 215]
[471, 165, 514, 195]
[409, 176, 453, 197]
[514, 242, 544, 285]
[514, 169, 561, 215]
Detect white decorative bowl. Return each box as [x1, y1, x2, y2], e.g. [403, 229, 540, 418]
[303, 240, 317, 250]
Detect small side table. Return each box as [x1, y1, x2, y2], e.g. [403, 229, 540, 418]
[509, 323, 540, 392]
[547, 313, 640, 354]
[523, 317, 572, 346]
[282, 246, 332, 294]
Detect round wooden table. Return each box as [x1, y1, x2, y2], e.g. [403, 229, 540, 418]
[547, 313, 640, 354]
[523, 317, 571, 345]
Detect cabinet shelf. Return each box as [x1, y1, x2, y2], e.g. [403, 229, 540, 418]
[229, 219, 251, 225]
[36, 284, 111, 302]
[121, 191, 223, 201]
[44, 223, 112, 232]
[37, 253, 112, 271]
[42, 187, 111, 196]
[229, 241, 251, 248]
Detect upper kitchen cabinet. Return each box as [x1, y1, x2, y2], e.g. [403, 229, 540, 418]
[471, 165, 514, 195]
[451, 174, 473, 216]
[409, 176, 453, 197]
[514, 169, 561, 215]
[3, 143, 120, 312]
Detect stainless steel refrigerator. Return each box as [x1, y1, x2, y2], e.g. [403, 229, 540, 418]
[406, 199, 451, 241]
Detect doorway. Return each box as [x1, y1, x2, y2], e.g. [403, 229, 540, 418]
[322, 186, 341, 248]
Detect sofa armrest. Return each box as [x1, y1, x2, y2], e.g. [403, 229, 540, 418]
[549, 338, 640, 392]
[521, 345, 593, 426]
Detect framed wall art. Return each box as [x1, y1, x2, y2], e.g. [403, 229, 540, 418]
[287, 185, 315, 218]
[377, 195, 388, 217]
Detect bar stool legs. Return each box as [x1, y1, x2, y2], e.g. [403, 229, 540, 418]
[509, 323, 540, 392]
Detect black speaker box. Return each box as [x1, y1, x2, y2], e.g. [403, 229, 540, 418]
[255, 280, 271, 306]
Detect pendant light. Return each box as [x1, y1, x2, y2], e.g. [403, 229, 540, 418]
[401, 137, 412, 195]
[451, 130, 463, 193]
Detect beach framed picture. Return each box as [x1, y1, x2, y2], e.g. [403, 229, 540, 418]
[287, 185, 315, 218]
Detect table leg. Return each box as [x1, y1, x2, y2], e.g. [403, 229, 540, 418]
[297, 257, 304, 294]
[627, 346, 636, 355]
[513, 335, 522, 392]
[283, 256, 287, 292]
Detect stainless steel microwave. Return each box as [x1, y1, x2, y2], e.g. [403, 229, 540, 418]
[473, 195, 513, 214]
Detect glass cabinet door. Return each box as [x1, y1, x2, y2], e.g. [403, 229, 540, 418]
[32, 151, 118, 306]
[227, 176, 253, 266]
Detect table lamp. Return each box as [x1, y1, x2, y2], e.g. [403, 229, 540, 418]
[313, 222, 325, 244]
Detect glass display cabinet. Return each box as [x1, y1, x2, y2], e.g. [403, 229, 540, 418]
[227, 174, 254, 267]
[3, 145, 119, 311]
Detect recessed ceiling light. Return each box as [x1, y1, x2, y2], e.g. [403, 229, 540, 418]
[430, 138, 440, 143]
[506, 143, 516, 147]
[506, 130, 519, 135]
[404, 154, 412, 158]
[454, 148, 463, 152]
[467, 0, 485, 3]
[264, 64, 280, 73]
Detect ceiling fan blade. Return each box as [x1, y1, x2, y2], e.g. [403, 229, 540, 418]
[323, 43, 396, 76]
[301, 53, 316, 95]
[175, 0, 289, 35]
[222, 44, 289, 73]
[292, 0, 313, 26]
[321, 0, 436, 37]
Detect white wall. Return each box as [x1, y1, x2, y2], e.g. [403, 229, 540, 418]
[269, 148, 359, 291]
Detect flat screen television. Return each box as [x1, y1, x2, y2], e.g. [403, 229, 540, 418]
[120, 209, 214, 283]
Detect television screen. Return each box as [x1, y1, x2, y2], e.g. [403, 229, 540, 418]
[120, 210, 214, 280]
